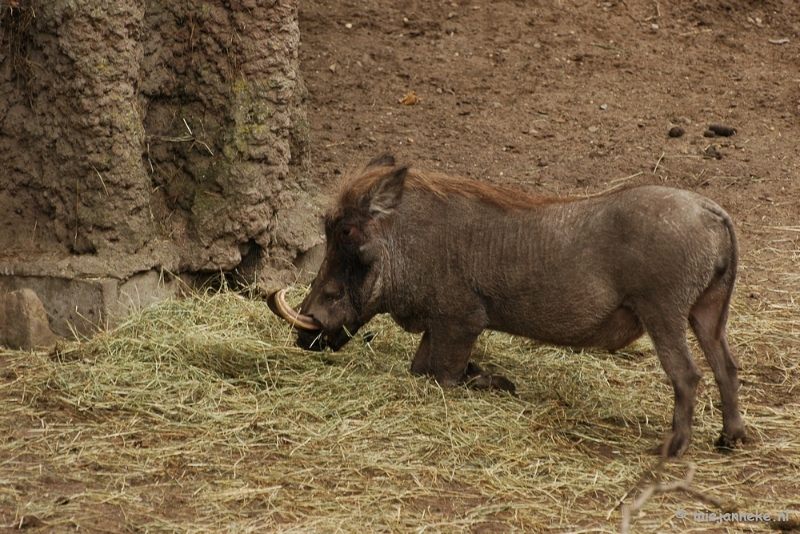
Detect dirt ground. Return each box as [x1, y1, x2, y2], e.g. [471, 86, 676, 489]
[300, 0, 799, 300]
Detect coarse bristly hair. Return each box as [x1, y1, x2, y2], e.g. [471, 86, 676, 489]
[333, 156, 572, 215]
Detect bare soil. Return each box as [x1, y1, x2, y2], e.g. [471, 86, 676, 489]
[300, 0, 800, 302]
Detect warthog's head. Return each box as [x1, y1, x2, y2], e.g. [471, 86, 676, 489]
[268, 156, 406, 351]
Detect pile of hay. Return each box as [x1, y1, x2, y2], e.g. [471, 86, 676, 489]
[1, 276, 798, 532]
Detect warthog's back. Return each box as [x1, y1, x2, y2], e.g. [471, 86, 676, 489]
[389, 185, 735, 346]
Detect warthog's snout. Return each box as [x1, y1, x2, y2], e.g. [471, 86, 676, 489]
[267, 289, 356, 352]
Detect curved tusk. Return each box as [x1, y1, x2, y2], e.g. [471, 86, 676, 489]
[267, 289, 321, 331]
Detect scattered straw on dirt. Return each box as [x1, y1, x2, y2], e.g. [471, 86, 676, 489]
[1, 239, 798, 532]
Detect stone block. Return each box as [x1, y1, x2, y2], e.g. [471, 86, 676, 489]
[0, 288, 58, 350]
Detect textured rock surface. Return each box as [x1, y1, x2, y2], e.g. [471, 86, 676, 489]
[0, 0, 321, 336]
[0, 0, 319, 277]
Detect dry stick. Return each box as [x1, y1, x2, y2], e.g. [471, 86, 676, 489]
[620, 462, 725, 534]
[592, 43, 626, 53]
[618, 0, 638, 23]
[74, 179, 79, 248]
[91, 164, 109, 195]
[153, 119, 214, 156]
[183, 118, 214, 156]
[652, 152, 665, 174]
[644, 0, 661, 21]
[693, 168, 707, 187]
[765, 226, 800, 233]
[610, 171, 644, 185]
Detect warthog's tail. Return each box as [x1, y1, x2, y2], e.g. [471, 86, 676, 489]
[705, 202, 739, 342]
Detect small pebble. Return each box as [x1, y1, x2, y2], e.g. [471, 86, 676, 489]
[345, 23, 353, 29]
[600, 104, 608, 110]
[588, 126, 599, 133]
[703, 130, 716, 138]
[668, 126, 685, 138]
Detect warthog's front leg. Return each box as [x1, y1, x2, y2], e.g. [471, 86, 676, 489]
[409, 331, 433, 376]
[410, 320, 515, 393]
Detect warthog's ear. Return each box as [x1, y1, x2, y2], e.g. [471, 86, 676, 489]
[366, 167, 407, 217]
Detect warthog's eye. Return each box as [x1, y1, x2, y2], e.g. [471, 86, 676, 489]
[338, 225, 363, 250]
[340, 226, 355, 243]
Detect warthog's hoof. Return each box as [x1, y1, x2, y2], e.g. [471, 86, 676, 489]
[654, 431, 691, 458]
[462, 362, 516, 394]
[715, 431, 747, 452]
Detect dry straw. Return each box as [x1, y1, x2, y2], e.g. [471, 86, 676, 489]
[1, 238, 798, 532]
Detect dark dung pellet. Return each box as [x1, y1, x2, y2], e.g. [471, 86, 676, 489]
[709, 124, 737, 136]
[668, 126, 685, 138]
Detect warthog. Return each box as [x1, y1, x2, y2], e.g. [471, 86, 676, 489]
[268, 155, 746, 456]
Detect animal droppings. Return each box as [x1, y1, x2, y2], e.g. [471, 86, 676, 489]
[709, 124, 737, 136]
[668, 126, 685, 138]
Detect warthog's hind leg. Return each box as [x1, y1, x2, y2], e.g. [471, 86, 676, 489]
[689, 286, 746, 450]
[645, 317, 703, 457]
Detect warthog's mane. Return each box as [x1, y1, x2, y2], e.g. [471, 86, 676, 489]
[334, 164, 572, 213]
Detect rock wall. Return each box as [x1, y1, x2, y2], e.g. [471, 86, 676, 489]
[0, 0, 321, 338]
